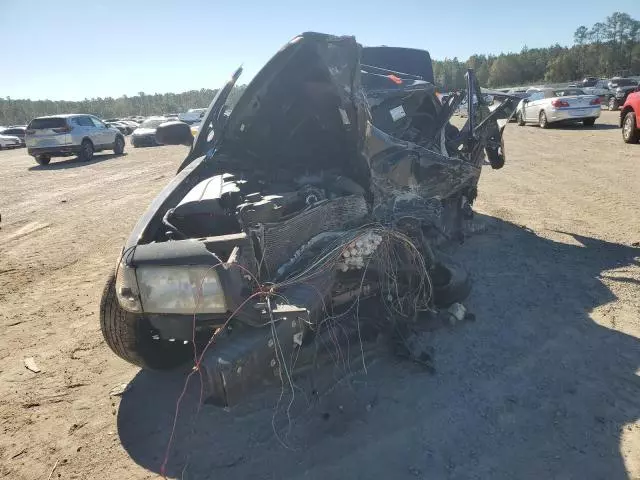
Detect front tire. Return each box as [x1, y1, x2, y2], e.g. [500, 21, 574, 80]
[583, 118, 596, 127]
[539, 111, 549, 129]
[609, 97, 619, 111]
[622, 111, 640, 144]
[516, 112, 525, 126]
[78, 140, 94, 161]
[113, 136, 125, 155]
[99, 273, 193, 370]
[35, 155, 51, 165]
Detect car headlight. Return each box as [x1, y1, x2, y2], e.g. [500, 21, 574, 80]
[136, 266, 227, 314]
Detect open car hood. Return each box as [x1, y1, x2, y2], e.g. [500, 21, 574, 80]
[222, 32, 368, 188]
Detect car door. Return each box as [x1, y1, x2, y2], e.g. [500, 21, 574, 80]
[524, 92, 544, 121]
[89, 116, 114, 147]
[71, 116, 95, 145]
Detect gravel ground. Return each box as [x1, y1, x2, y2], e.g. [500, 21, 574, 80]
[0, 111, 638, 480]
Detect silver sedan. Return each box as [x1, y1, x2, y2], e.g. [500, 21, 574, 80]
[515, 88, 601, 128]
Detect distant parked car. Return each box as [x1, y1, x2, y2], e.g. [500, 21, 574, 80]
[0, 126, 27, 146]
[0, 133, 22, 149]
[25, 114, 125, 165]
[515, 87, 601, 128]
[620, 90, 640, 144]
[581, 80, 610, 101]
[106, 121, 131, 135]
[105, 119, 138, 134]
[119, 120, 140, 129]
[581, 77, 599, 87]
[130, 117, 168, 147]
[607, 78, 640, 111]
[178, 108, 207, 124]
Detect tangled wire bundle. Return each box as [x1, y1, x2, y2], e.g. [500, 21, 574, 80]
[160, 224, 434, 476]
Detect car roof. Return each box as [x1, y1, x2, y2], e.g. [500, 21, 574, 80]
[32, 114, 94, 119]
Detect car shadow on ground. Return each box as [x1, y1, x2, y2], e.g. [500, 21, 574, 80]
[553, 122, 619, 131]
[117, 216, 640, 480]
[27, 152, 127, 171]
[522, 123, 619, 131]
[570, 123, 619, 131]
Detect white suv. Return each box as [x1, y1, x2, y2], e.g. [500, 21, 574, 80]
[25, 114, 125, 165]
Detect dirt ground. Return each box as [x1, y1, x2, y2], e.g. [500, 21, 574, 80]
[0, 110, 639, 480]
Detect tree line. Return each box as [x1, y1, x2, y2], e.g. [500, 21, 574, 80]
[433, 11, 638, 90]
[0, 86, 247, 126]
[2, 12, 638, 125]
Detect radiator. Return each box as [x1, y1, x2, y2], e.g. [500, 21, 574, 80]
[256, 194, 368, 276]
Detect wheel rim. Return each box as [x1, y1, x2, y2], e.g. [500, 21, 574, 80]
[540, 113, 546, 126]
[623, 116, 633, 139]
[85, 144, 92, 158]
[117, 138, 123, 150]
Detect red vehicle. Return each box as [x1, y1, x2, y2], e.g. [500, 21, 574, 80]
[620, 89, 640, 144]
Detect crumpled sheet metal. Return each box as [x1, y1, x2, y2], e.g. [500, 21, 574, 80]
[365, 122, 479, 228]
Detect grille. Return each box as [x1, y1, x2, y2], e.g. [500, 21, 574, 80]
[258, 195, 368, 276]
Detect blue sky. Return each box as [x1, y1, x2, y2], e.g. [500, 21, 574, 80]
[2, 0, 638, 100]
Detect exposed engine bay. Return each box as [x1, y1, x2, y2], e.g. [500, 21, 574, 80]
[163, 171, 364, 243]
[103, 32, 520, 407]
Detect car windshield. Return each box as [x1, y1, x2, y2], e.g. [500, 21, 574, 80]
[554, 89, 585, 97]
[140, 119, 166, 128]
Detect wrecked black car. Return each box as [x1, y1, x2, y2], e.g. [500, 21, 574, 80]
[100, 32, 518, 405]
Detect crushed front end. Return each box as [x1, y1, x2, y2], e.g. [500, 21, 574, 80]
[100, 32, 519, 406]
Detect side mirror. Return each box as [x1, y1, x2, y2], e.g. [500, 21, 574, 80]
[156, 121, 193, 146]
[523, 98, 529, 104]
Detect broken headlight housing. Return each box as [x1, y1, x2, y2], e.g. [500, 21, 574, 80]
[135, 266, 227, 314]
[115, 262, 142, 313]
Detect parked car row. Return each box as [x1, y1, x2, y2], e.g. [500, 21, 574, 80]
[6, 111, 201, 164]
[9, 77, 635, 166]
[504, 77, 640, 112]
